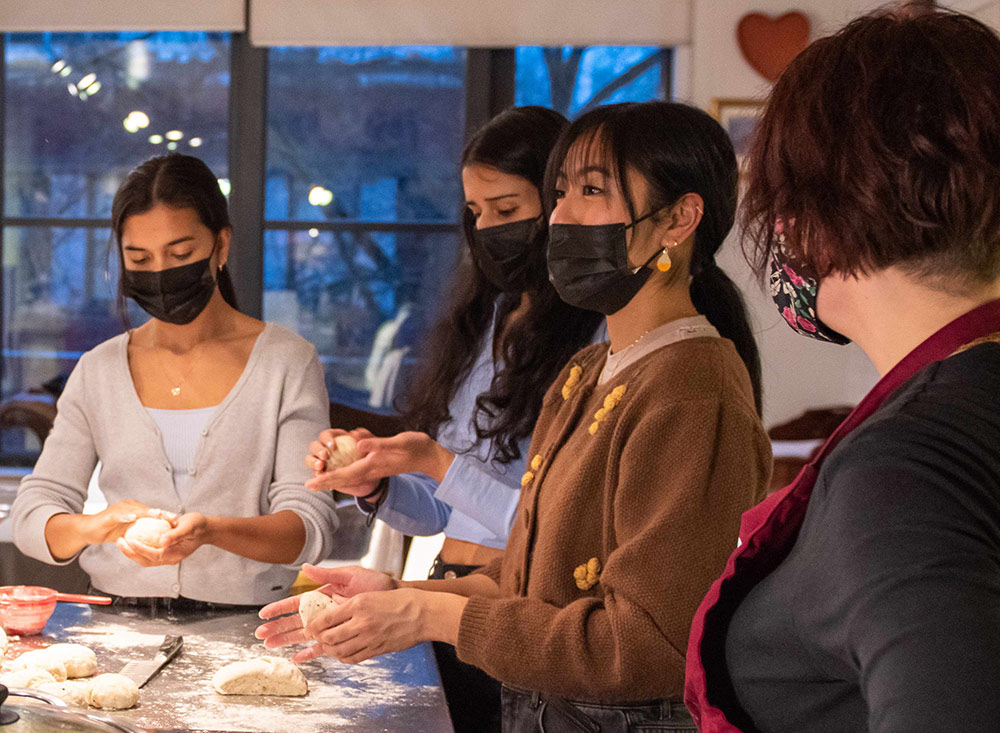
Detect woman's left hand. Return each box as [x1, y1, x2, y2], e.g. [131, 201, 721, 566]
[115, 513, 212, 567]
[292, 588, 466, 665]
[305, 429, 455, 492]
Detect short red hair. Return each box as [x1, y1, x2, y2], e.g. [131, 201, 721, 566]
[742, 7, 1000, 289]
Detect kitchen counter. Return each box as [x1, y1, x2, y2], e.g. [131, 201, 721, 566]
[9, 602, 453, 732]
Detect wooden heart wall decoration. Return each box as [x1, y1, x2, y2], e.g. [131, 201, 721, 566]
[737, 11, 811, 82]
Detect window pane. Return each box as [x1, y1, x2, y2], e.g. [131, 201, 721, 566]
[0, 225, 150, 460]
[266, 47, 466, 223]
[515, 46, 669, 118]
[263, 227, 458, 408]
[4, 32, 230, 219]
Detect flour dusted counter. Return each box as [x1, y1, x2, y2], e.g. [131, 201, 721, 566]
[13, 603, 452, 732]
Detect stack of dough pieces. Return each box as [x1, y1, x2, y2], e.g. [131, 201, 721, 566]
[0, 643, 139, 710]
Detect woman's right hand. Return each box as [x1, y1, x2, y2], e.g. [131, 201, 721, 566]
[83, 501, 175, 545]
[304, 429, 381, 498]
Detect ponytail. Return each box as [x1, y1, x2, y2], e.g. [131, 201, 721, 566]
[690, 261, 762, 416]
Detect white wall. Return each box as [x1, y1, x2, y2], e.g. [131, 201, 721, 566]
[675, 0, 888, 427]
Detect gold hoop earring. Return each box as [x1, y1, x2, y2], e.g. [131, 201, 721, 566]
[657, 242, 676, 273]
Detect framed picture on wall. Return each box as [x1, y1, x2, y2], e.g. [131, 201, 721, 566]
[709, 97, 766, 164]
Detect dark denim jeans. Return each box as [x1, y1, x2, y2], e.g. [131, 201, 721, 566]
[501, 685, 697, 733]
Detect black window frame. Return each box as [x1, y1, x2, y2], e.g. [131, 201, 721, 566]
[0, 35, 671, 465]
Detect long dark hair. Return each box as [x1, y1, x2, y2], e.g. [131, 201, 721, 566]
[111, 154, 238, 325]
[399, 107, 604, 462]
[544, 101, 762, 413]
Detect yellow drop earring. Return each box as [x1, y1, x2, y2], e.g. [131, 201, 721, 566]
[657, 241, 677, 272]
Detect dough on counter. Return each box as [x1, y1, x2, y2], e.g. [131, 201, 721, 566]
[0, 627, 7, 658]
[44, 643, 97, 678]
[36, 680, 91, 706]
[10, 649, 68, 681]
[324, 435, 360, 471]
[87, 673, 139, 710]
[124, 516, 172, 548]
[0, 666, 57, 689]
[298, 589, 341, 629]
[212, 656, 308, 696]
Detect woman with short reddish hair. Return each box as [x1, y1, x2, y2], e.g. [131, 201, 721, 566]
[687, 8, 1000, 732]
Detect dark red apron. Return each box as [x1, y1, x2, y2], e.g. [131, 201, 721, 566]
[684, 298, 1000, 732]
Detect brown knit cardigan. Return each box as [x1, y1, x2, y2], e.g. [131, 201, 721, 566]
[456, 336, 771, 702]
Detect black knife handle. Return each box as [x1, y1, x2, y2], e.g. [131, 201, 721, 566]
[159, 635, 183, 661]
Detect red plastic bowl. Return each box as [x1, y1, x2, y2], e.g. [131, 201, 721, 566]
[0, 586, 57, 635]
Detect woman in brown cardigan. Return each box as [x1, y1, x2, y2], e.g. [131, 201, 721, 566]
[257, 101, 771, 731]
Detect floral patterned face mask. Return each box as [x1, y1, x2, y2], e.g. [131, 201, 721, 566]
[768, 223, 850, 345]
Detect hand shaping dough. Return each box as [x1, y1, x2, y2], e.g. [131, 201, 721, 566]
[212, 656, 308, 696]
[298, 589, 341, 629]
[124, 516, 172, 548]
[36, 680, 91, 706]
[0, 628, 7, 658]
[43, 643, 97, 679]
[87, 673, 139, 710]
[324, 435, 360, 471]
[10, 649, 67, 681]
[0, 666, 57, 689]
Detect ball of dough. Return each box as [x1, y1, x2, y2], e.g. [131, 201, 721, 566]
[124, 516, 172, 548]
[11, 649, 67, 681]
[87, 673, 139, 710]
[35, 680, 91, 706]
[0, 666, 57, 689]
[298, 589, 341, 629]
[324, 435, 360, 471]
[0, 628, 7, 658]
[44, 643, 97, 678]
[212, 656, 308, 696]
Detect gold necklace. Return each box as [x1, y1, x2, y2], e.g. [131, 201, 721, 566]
[154, 344, 205, 397]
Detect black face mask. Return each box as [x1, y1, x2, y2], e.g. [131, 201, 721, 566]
[547, 212, 659, 315]
[122, 256, 217, 325]
[469, 217, 539, 293]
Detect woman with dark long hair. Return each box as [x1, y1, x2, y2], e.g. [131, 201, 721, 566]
[259, 101, 770, 731]
[12, 154, 338, 608]
[687, 9, 1000, 731]
[301, 106, 604, 731]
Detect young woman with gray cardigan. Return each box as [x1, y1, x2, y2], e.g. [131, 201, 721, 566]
[11, 155, 338, 606]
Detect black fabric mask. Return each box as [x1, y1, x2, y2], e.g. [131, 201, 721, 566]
[469, 217, 539, 292]
[547, 212, 658, 315]
[122, 256, 217, 325]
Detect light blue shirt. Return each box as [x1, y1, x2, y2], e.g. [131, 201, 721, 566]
[366, 317, 607, 548]
[371, 318, 524, 548]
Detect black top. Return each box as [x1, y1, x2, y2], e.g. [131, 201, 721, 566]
[724, 342, 1000, 732]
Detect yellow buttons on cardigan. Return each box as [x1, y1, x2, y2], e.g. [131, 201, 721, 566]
[574, 557, 602, 590]
[521, 455, 543, 487]
[588, 384, 627, 434]
[561, 365, 583, 400]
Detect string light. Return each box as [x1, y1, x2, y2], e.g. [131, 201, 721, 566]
[308, 186, 334, 207]
[148, 134, 164, 144]
[165, 130, 184, 141]
[188, 137, 203, 147]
